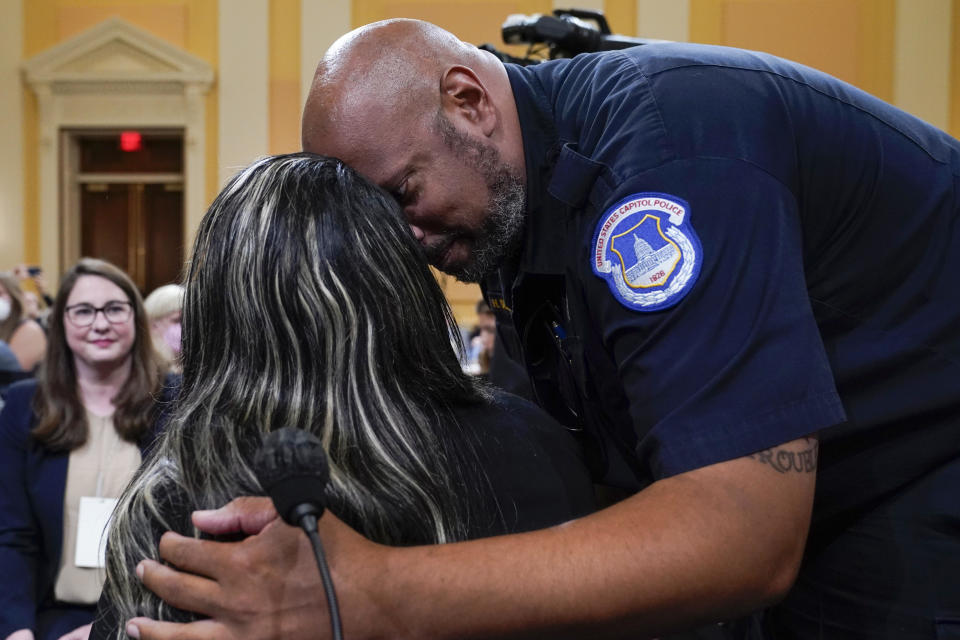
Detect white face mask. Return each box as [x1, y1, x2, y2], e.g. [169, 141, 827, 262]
[0, 297, 10, 322]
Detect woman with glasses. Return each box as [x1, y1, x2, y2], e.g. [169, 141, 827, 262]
[0, 258, 176, 640]
[88, 153, 596, 635]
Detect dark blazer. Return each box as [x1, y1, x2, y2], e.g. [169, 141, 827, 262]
[0, 377, 177, 640]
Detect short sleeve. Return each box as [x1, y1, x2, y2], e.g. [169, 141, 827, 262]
[582, 157, 845, 478]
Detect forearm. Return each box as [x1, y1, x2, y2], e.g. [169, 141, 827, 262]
[371, 450, 813, 639]
[131, 440, 817, 640]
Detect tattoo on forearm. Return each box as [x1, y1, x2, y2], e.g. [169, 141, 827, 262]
[748, 439, 818, 473]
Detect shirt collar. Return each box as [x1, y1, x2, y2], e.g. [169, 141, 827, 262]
[504, 63, 566, 276]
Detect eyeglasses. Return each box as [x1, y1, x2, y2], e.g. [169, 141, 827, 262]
[64, 301, 133, 327]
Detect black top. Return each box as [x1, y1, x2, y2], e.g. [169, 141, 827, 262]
[89, 389, 596, 637]
[0, 377, 179, 640]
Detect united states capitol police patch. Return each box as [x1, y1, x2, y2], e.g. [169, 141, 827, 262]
[592, 192, 702, 312]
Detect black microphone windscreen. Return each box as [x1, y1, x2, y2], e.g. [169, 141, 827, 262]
[253, 427, 330, 526]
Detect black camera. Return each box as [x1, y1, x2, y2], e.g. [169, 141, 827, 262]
[480, 9, 666, 65]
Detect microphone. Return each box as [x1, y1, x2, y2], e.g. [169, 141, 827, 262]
[254, 427, 343, 640]
[254, 427, 330, 527]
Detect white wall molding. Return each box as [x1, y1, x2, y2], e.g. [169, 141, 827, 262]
[300, 0, 351, 120]
[0, 0, 24, 266]
[636, 0, 689, 42]
[554, 0, 604, 12]
[893, 0, 950, 130]
[22, 17, 213, 277]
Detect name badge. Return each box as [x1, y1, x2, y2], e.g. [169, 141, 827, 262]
[75, 496, 118, 568]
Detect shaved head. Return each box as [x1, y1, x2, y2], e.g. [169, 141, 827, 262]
[301, 19, 527, 283]
[303, 19, 489, 152]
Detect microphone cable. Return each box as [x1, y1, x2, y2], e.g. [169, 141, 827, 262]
[299, 512, 343, 640]
[254, 427, 344, 640]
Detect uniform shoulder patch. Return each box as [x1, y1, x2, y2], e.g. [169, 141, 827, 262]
[592, 192, 702, 312]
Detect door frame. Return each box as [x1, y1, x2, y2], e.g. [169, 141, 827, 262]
[63, 128, 185, 282]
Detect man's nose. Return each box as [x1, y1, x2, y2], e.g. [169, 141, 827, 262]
[403, 204, 426, 240]
[408, 223, 426, 242]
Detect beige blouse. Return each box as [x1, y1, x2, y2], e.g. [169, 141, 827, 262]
[54, 410, 141, 604]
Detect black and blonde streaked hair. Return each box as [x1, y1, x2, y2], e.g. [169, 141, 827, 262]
[103, 153, 493, 625]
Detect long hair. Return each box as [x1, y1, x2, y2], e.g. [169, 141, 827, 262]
[32, 258, 163, 451]
[104, 153, 492, 625]
[143, 283, 184, 372]
[0, 272, 26, 342]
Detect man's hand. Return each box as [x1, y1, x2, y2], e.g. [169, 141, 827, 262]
[127, 497, 389, 640]
[191, 496, 280, 536]
[128, 437, 817, 640]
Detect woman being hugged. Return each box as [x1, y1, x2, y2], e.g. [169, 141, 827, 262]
[92, 153, 595, 635]
[0, 259, 173, 640]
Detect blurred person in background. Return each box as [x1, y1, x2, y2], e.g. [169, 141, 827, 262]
[143, 284, 183, 374]
[0, 340, 29, 411]
[0, 340, 24, 408]
[0, 341, 20, 374]
[14, 265, 55, 310]
[0, 272, 47, 372]
[0, 258, 175, 640]
[465, 300, 496, 376]
[22, 292, 51, 333]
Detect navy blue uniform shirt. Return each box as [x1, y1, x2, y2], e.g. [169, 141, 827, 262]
[486, 43, 960, 637]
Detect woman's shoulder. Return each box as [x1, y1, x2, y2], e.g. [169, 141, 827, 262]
[452, 388, 598, 533]
[159, 373, 182, 402]
[2, 378, 39, 412]
[0, 379, 39, 444]
[451, 387, 591, 481]
[459, 387, 567, 436]
[140, 373, 181, 451]
[11, 318, 46, 342]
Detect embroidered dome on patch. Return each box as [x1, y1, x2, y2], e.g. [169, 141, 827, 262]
[592, 192, 703, 312]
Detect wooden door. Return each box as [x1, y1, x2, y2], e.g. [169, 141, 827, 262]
[80, 183, 130, 273]
[76, 133, 184, 293]
[80, 182, 184, 292]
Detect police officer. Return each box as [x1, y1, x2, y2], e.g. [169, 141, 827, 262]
[127, 18, 960, 640]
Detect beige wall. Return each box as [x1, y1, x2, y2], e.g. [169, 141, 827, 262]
[0, 0, 25, 268]
[219, 0, 269, 186]
[894, 0, 951, 131]
[5, 0, 959, 322]
[300, 0, 350, 145]
[689, 0, 955, 133]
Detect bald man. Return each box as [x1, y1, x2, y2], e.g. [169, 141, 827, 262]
[127, 19, 960, 640]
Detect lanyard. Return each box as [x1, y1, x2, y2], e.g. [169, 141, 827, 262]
[91, 414, 118, 499]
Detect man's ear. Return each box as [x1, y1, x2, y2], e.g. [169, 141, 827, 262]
[440, 66, 497, 137]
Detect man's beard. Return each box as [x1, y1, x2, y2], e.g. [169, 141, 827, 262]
[432, 113, 525, 283]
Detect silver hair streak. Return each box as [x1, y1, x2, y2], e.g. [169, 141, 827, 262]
[101, 153, 495, 627]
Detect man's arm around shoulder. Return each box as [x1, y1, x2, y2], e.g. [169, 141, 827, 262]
[382, 435, 817, 638]
[131, 436, 817, 640]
